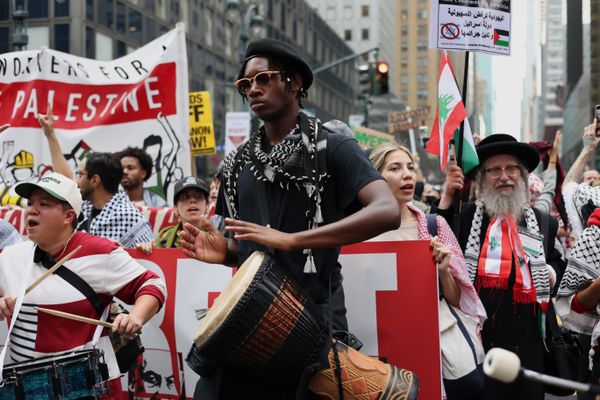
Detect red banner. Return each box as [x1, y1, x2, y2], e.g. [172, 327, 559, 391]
[117, 241, 441, 399]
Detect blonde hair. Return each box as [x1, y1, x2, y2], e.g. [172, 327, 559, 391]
[369, 142, 413, 172]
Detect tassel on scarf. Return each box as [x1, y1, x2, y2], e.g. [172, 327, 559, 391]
[303, 249, 317, 274]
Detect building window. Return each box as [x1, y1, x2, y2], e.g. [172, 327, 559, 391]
[361, 5, 369, 17]
[417, 74, 428, 83]
[116, 2, 126, 32]
[0, 1, 8, 20]
[417, 56, 427, 66]
[95, 31, 113, 60]
[28, 0, 49, 18]
[0, 27, 8, 52]
[418, 9, 428, 19]
[54, 24, 69, 52]
[98, 0, 114, 28]
[417, 41, 428, 51]
[86, 0, 94, 20]
[343, 5, 352, 19]
[85, 27, 94, 58]
[54, 0, 69, 17]
[361, 28, 369, 40]
[25, 26, 49, 50]
[400, 42, 408, 51]
[344, 29, 352, 41]
[418, 90, 428, 100]
[326, 6, 335, 19]
[204, 9, 213, 46]
[116, 40, 127, 57]
[144, 16, 157, 43]
[401, 75, 409, 84]
[128, 8, 143, 42]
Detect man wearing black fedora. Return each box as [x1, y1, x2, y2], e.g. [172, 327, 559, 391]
[436, 134, 566, 400]
[179, 38, 400, 399]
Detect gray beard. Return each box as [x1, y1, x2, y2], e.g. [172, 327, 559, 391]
[478, 179, 529, 220]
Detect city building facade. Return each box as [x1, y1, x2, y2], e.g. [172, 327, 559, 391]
[0, 0, 358, 172]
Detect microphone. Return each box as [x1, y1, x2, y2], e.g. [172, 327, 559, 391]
[484, 347, 600, 394]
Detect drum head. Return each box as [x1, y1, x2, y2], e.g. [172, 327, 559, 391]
[194, 251, 265, 346]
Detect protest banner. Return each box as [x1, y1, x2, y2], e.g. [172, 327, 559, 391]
[429, 0, 512, 56]
[0, 205, 177, 237]
[0, 25, 190, 203]
[189, 91, 216, 156]
[126, 241, 441, 399]
[0, 242, 441, 399]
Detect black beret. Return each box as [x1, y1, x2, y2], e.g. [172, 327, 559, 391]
[238, 38, 313, 90]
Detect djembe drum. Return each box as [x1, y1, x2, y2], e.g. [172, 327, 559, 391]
[194, 251, 419, 399]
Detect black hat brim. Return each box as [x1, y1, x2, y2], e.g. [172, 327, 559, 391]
[476, 142, 540, 173]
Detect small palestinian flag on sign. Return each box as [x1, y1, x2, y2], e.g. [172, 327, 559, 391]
[493, 29, 510, 47]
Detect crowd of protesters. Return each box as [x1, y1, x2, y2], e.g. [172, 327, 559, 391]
[1, 38, 600, 400]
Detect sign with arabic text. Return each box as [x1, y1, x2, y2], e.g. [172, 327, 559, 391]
[429, 0, 512, 55]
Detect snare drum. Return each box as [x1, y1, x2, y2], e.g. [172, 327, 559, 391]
[194, 251, 329, 382]
[0, 349, 108, 400]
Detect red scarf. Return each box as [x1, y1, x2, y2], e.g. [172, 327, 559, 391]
[477, 214, 536, 304]
[587, 208, 600, 227]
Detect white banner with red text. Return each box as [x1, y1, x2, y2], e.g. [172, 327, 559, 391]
[0, 25, 190, 205]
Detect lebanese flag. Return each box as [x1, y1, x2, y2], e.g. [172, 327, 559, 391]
[426, 51, 478, 173]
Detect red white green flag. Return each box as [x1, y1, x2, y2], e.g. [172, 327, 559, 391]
[426, 51, 479, 173]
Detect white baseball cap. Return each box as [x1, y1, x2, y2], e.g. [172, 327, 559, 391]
[16, 172, 83, 216]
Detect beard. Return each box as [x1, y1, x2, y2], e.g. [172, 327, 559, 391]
[478, 178, 529, 220]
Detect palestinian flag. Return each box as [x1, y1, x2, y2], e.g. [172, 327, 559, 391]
[493, 29, 510, 47]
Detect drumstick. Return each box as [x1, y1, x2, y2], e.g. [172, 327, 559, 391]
[36, 307, 113, 328]
[26, 245, 82, 294]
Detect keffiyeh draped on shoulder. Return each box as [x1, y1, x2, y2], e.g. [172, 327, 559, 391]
[220, 112, 328, 273]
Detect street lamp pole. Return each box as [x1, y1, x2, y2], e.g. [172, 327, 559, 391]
[227, 0, 264, 65]
[11, 0, 29, 51]
[226, 0, 264, 112]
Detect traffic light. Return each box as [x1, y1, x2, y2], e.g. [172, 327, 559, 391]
[373, 61, 389, 95]
[357, 63, 373, 98]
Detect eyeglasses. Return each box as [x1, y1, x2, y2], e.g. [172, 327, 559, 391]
[484, 165, 521, 178]
[234, 70, 281, 94]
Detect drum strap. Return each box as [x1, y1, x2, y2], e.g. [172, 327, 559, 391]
[35, 247, 106, 318]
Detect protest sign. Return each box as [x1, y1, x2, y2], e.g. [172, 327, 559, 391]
[189, 91, 216, 156]
[429, 0, 512, 55]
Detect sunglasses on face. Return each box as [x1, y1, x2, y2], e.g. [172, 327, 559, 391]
[234, 70, 282, 94]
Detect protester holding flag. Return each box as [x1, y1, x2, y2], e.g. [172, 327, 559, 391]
[436, 134, 566, 400]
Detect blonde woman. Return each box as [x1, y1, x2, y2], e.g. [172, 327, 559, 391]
[369, 142, 486, 399]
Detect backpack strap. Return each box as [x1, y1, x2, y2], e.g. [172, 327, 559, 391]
[426, 213, 438, 237]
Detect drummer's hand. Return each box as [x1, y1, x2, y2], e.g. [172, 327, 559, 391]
[179, 216, 228, 263]
[0, 296, 16, 320]
[136, 241, 154, 255]
[111, 312, 143, 336]
[225, 218, 294, 251]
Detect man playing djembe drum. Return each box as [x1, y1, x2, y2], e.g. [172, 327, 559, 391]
[0, 172, 166, 398]
[179, 39, 406, 399]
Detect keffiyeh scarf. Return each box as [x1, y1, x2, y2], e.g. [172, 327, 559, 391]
[464, 200, 550, 305]
[221, 112, 328, 273]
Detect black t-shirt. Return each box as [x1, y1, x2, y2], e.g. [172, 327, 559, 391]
[216, 132, 382, 304]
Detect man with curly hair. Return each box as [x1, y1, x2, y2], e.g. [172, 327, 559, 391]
[117, 146, 168, 208]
